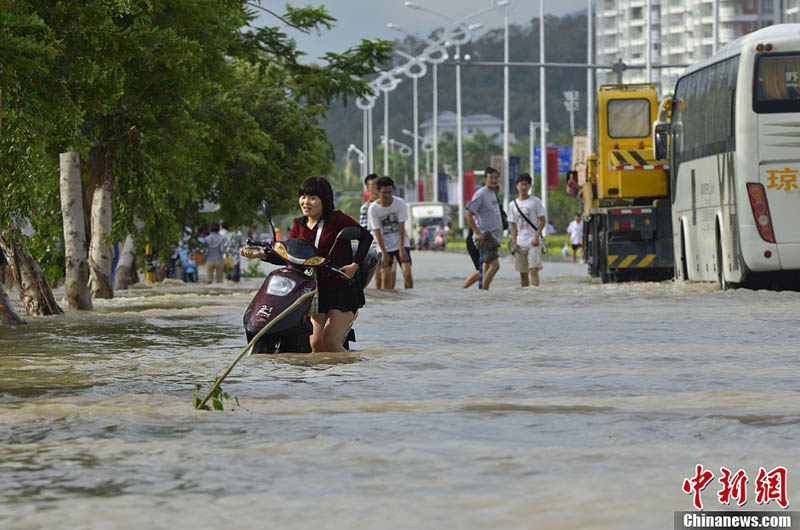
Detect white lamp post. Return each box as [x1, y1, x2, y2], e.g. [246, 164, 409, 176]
[402, 128, 434, 177]
[372, 68, 404, 177]
[347, 144, 367, 178]
[391, 49, 428, 201]
[389, 138, 413, 191]
[355, 86, 379, 177]
[539, 0, 548, 214]
[388, 23, 449, 202]
[501, 0, 511, 212]
[404, 0, 504, 227]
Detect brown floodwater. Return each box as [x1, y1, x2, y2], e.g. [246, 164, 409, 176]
[1, 252, 798, 529]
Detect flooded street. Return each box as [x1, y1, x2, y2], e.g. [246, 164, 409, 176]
[1, 251, 799, 529]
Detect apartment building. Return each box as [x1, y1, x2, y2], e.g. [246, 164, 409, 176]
[595, 0, 789, 93]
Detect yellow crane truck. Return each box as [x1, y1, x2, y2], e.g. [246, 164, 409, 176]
[582, 83, 673, 283]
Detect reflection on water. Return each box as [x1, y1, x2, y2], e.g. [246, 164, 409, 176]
[1, 253, 799, 529]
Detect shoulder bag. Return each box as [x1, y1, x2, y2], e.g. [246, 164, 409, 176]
[508, 199, 547, 255]
[497, 192, 509, 231]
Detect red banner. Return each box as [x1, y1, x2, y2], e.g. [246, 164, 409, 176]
[463, 171, 475, 203]
[417, 180, 424, 202]
[547, 147, 559, 190]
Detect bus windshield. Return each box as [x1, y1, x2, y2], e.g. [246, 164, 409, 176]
[607, 99, 650, 138]
[754, 53, 800, 113]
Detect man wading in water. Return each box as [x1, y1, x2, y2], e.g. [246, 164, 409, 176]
[462, 168, 503, 290]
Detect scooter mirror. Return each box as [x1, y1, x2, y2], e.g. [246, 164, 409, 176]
[327, 226, 363, 259]
[260, 200, 271, 222]
[261, 200, 277, 242]
[337, 227, 362, 240]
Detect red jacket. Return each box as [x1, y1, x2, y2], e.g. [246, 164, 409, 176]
[289, 210, 368, 292]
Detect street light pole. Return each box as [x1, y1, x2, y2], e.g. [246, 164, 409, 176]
[432, 59, 439, 202]
[388, 23, 448, 202]
[502, 2, 510, 211]
[456, 44, 464, 226]
[384, 92, 390, 175]
[529, 120, 534, 176]
[539, 0, 547, 214]
[413, 75, 419, 200]
[363, 110, 369, 177]
[402, 128, 433, 178]
[404, 0, 504, 226]
[347, 144, 367, 178]
[368, 107, 374, 174]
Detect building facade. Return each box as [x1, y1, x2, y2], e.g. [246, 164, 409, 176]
[595, 0, 794, 93]
[419, 111, 516, 145]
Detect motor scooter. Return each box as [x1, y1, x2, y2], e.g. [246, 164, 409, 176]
[242, 201, 377, 354]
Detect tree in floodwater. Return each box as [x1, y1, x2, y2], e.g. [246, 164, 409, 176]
[0, 283, 25, 326]
[59, 152, 92, 310]
[0, 16, 73, 317]
[1, 2, 391, 308]
[0, 228, 62, 317]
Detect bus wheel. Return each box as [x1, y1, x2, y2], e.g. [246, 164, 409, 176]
[716, 235, 728, 291]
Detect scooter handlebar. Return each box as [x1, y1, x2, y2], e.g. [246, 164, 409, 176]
[246, 239, 272, 248]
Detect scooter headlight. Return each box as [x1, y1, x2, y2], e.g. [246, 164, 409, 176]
[266, 275, 296, 296]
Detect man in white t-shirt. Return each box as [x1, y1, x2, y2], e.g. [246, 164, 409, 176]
[359, 173, 388, 289]
[367, 176, 413, 289]
[507, 173, 547, 287]
[566, 213, 584, 263]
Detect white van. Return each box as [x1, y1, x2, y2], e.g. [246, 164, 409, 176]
[406, 202, 451, 250]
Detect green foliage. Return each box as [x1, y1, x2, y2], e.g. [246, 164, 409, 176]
[193, 382, 241, 411]
[1, 1, 393, 276]
[242, 259, 262, 278]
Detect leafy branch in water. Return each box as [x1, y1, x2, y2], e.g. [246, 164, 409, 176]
[193, 382, 241, 411]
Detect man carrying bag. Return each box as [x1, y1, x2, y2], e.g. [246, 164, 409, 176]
[507, 173, 547, 287]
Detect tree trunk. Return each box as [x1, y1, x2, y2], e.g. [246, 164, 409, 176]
[88, 147, 114, 299]
[0, 228, 63, 317]
[0, 281, 25, 325]
[59, 152, 93, 310]
[114, 234, 137, 290]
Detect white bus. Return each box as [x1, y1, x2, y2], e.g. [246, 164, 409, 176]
[656, 24, 800, 289]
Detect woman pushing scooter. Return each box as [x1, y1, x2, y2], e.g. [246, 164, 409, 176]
[242, 177, 372, 353]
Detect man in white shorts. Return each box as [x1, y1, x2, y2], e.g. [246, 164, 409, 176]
[507, 173, 547, 287]
[368, 176, 413, 290]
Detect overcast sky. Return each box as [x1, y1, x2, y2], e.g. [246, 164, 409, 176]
[256, 0, 588, 63]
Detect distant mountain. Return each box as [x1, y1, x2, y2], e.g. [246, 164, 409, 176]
[321, 13, 590, 161]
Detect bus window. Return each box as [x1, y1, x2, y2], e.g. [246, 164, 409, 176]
[754, 54, 800, 113]
[607, 98, 651, 138]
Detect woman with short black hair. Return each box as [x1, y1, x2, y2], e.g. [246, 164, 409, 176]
[242, 177, 372, 352]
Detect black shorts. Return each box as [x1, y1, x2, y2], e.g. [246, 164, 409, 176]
[571, 243, 581, 250]
[317, 280, 364, 314]
[466, 230, 480, 270]
[385, 247, 412, 266]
